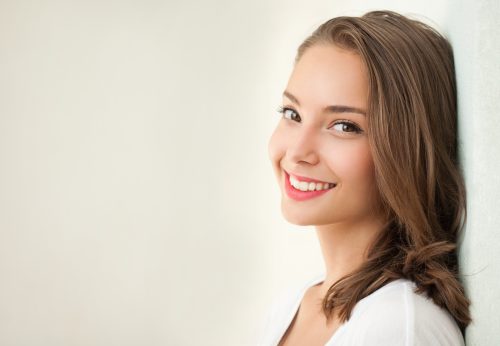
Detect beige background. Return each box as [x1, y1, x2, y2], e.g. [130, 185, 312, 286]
[0, 0, 498, 345]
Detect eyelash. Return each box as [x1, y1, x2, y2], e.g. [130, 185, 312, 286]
[276, 106, 363, 134]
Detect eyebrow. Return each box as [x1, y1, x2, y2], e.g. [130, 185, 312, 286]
[283, 90, 366, 116]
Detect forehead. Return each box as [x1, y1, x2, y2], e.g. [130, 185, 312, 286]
[285, 44, 369, 109]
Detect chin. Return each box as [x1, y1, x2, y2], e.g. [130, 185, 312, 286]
[281, 203, 318, 226]
[282, 214, 312, 226]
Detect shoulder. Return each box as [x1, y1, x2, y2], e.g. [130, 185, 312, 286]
[343, 279, 464, 346]
[257, 273, 324, 345]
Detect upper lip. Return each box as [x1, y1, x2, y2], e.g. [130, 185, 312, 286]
[285, 170, 334, 184]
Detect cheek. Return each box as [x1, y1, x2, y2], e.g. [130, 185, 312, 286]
[322, 140, 375, 184]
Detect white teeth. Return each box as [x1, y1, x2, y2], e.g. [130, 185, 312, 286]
[289, 175, 335, 192]
[298, 181, 309, 191]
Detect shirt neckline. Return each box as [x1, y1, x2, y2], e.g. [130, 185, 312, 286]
[276, 273, 412, 345]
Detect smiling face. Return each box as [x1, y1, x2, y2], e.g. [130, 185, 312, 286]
[268, 43, 383, 227]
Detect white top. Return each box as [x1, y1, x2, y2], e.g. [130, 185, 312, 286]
[257, 272, 465, 346]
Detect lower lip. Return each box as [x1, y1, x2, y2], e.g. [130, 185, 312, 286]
[284, 171, 335, 201]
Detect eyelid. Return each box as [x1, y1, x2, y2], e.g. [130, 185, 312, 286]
[330, 120, 363, 134]
[277, 105, 300, 121]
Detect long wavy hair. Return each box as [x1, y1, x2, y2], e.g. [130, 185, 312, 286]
[295, 10, 471, 334]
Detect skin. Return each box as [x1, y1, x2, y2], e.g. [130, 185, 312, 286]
[268, 43, 387, 345]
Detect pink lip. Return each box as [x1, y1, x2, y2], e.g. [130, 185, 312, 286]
[284, 171, 335, 201]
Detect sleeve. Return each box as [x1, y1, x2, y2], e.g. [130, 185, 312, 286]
[343, 283, 465, 346]
[349, 286, 410, 345]
[412, 292, 465, 346]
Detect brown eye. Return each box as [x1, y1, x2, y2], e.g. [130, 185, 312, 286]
[331, 121, 362, 134]
[277, 106, 301, 122]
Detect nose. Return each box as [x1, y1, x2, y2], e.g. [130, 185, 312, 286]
[287, 126, 320, 166]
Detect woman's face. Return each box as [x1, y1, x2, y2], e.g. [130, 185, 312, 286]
[268, 44, 382, 226]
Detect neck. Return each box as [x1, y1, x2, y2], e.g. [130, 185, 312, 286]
[314, 216, 386, 296]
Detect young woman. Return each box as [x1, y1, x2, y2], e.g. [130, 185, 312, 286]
[262, 10, 472, 346]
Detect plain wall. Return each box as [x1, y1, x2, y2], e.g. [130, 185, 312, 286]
[0, 1, 336, 345]
[0, 1, 498, 345]
[449, 0, 500, 345]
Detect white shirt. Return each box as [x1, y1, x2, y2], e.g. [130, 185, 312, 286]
[257, 272, 465, 345]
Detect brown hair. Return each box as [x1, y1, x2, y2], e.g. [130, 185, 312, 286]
[295, 10, 472, 334]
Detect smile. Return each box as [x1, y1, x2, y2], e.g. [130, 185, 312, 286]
[284, 171, 337, 201]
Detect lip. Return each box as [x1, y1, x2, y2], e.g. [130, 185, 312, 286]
[284, 170, 335, 201]
[287, 171, 334, 184]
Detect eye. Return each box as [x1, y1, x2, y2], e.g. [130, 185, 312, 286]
[331, 120, 363, 134]
[277, 106, 301, 122]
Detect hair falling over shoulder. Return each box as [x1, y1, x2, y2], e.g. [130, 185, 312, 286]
[295, 10, 471, 335]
